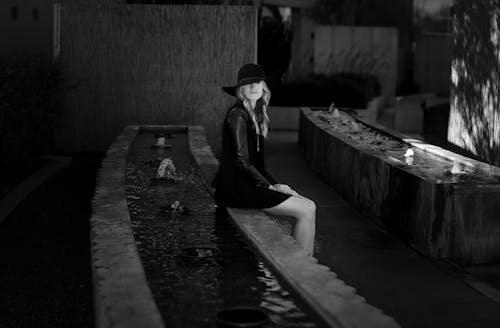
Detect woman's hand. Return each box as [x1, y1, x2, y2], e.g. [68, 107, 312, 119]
[269, 184, 299, 196]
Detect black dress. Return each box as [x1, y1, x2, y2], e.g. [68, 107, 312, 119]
[211, 101, 290, 209]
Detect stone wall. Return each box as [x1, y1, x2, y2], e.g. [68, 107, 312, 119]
[56, 3, 256, 152]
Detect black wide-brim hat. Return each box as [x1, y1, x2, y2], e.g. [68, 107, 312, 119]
[222, 63, 267, 97]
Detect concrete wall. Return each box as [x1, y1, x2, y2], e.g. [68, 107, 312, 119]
[0, 0, 54, 59]
[448, 0, 500, 166]
[287, 0, 412, 90]
[0, 0, 125, 60]
[288, 8, 314, 80]
[56, 3, 256, 152]
[313, 25, 398, 96]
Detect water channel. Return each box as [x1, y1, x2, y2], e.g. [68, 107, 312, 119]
[125, 130, 317, 327]
[315, 110, 500, 184]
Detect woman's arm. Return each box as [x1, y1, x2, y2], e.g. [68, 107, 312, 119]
[228, 108, 271, 189]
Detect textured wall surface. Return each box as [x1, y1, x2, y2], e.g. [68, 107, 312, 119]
[56, 3, 256, 152]
[448, 0, 500, 166]
[313, 25, 398, 96]
[0, 0, 54, 59]
[299, 108, 500, 264]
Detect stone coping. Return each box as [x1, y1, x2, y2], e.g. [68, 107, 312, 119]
[0, 155, 72, 224]
[188, 126, 399, 328]
[351, 110, 500, 175]
[91, 125, 170, 328]
[92, 124, 399, 328]
[303, 107, 500, 176]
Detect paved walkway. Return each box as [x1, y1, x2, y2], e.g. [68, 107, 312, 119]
[0, 154, 100, 328]
[266, 130, 500, 328]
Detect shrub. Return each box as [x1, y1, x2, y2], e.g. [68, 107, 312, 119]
[270, 72, 381, 108]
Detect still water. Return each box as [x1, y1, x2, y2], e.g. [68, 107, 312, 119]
[126, 130, 316, 328]
[316, 111, 500, 184]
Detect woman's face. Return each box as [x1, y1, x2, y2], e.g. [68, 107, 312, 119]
[241, 81, 264, 100]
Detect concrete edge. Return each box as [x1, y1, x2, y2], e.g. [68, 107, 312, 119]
[0, 155, 72, 224]
[188, 125, 400, 328]
[300, 108, 418, 174]
[90, 125, 167, 328]
[301, 107, 500, 181]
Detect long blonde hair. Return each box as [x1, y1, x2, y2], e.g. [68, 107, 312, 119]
[236, 81, 271, 138]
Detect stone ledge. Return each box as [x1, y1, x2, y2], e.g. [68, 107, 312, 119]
[0, 155, 72, 224]
[91, 125, 165, 328]
[189, 125, 400, 328]
[354, 116, 500, 175]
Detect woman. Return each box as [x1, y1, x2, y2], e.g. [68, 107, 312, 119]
[211, 63, 316, 256]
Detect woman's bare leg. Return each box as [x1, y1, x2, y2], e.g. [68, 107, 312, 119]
[263, 195, 316, 256]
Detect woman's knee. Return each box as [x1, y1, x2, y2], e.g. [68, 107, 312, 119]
[302, 197, 316, 216]
[297, 197, 316, 221]
[263, 195, 315, 220]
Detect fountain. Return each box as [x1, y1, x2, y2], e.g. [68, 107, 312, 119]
[300, 107, 500, 264]
[91, 124, 399, 328]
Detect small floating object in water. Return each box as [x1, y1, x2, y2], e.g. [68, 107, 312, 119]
[156, 137, 166, 146]
[404, 148, 414, 157]
[151, 136, 172, 149]
[161, 200, 189, 213]
[179, 246, 218, 260]
[451, 161, 463, 174]
[333, 107, 340, 119]
[328, 102, 335, 114]
[444, 161, 465, 175]
[156, 157, 177, 181]
[351, 121, 361, 132]
[328, 102, 340, 119]
[405, 156, 413, 165]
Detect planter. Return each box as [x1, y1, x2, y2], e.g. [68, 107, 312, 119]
[299, 107, 500, 264]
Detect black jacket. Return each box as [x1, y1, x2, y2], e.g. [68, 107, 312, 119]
[211, 101, 278, 206]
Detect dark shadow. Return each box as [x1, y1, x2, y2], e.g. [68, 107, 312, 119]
[0, 153, 102, 328]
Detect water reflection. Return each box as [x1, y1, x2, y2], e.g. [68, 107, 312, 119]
[126, 130, 316, 327]
[316, 111, 500, 184]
